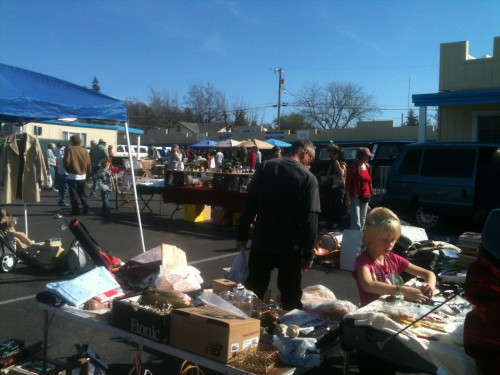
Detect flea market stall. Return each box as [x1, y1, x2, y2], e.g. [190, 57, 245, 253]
[0, 63, 147, 253]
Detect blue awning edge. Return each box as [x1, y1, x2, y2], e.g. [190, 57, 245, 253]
[0, 63, 127, 123]
[413, 89, 500, 107]
[42, 120, 144, 135]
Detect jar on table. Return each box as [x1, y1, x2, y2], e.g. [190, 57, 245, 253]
[239, 293, 254, 317]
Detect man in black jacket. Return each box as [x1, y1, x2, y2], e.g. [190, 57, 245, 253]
[237, 140, 320, 310]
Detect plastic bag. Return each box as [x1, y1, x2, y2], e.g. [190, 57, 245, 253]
[301, 285, 336, 302]
[227, 248, 249, 284]
[273, 336, 321, 368]
[154, 265, 203, 292]
[300, 284, 357, 320]
[303, 299, 357, 320]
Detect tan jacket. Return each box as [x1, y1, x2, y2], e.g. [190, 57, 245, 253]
[0, 133, 47, 204]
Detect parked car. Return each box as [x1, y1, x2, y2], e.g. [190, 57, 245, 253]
[384, 142, 500, 229]
[114, 144, 148, 159]
[312, 140, 414, 195]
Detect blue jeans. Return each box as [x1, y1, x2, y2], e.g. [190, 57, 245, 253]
[350, 197, 370, 230]
[101, 190, 110, 212]
[56, 173, 68, 205]
[91, 165, 101, 195]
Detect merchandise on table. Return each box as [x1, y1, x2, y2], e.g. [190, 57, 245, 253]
[169, 306, 260, 363]
[112, 289, 194, 343]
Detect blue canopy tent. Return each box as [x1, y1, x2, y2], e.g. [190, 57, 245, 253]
[0, 63, 146, 252]
[266, 138, 291, 147]
[190, 139, 218, 148]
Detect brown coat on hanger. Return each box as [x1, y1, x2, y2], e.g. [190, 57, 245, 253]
[0, 132, 47, 203]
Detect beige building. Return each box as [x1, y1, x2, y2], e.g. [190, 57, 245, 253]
[1, 120, 145, 148]
[413, 36, 500, 142]
[140, 120, 437, 147]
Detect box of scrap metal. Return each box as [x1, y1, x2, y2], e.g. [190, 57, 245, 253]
[170, 306, 260, 363]
[111, 289, 193, 343]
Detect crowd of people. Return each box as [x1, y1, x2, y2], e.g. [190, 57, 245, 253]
[45, 137, 115, 216]
[162, 144, 283, 172]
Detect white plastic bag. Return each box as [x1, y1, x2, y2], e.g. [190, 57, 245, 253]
[154, 265, 203, 292]
[227, 248, 249, 284]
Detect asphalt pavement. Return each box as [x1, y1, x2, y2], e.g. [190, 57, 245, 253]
[0, 189, 361, 374]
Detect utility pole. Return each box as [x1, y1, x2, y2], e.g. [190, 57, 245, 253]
[274, 68, 284, 129]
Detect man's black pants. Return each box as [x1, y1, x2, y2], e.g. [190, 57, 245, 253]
[245, 251, 303, 311]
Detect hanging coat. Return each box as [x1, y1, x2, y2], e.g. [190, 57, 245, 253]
[0, 133, 47, 204]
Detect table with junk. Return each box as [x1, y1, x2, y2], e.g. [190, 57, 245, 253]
[30, 245, 350, 375]
[162, 170, 251, 220]
[341, 280, 475, 375]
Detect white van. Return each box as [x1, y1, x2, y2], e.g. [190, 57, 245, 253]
[115, 145, 148, 159]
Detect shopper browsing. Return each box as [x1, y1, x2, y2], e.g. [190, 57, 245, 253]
[237, 140, 320, 310]
[353, 207, 436, 307]
[96, 158, 113, 216]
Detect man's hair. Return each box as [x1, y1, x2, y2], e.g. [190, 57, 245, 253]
[290, 139, 314, 155]
[70, 135, 81, 145]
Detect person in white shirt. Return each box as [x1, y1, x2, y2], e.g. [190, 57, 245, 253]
[215, 149, 224, 170]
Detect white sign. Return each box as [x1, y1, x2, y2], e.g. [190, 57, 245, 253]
[297, 130, 310, 140]
[239, 128, 257, 135]
[266, 131, 285, 139]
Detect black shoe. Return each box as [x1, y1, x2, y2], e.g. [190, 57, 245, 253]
[82, 205, 89, 215]
[70, 210, 80, 216]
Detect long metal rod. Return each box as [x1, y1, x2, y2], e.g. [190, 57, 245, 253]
[377, 288, 463, 349]
[125, 121, 146, 253]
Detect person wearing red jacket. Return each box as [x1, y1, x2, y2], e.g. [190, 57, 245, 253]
[345, 147, 373, 230]
[246, 147, 257, 168]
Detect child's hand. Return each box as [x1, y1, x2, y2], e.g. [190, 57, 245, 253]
[401, 286, 430, 304]
[419, 283, 435, 298]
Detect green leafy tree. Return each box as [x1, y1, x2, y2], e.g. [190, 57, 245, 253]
[404, 108, 419, 126]
[92, 77, 101, 92]
[233, 109, 250, 127]
[274, 113, 308, 133]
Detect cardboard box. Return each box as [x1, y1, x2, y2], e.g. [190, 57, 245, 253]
[112, 293, 171, 343]
[184, 204, 211, 222]
[212, 279, 237, 294]
[170, 307, 260, 363]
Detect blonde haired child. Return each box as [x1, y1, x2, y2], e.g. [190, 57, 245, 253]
[353, 207, 436, 306]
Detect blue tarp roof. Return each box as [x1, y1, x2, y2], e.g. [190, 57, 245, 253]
[412, 89, 500, 107]
[0, 63, 127, 123]
[42, 119, 144, 135]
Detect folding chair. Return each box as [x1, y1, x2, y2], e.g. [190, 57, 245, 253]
[114, 174, 135, 211]
[140, 159, 155, 182]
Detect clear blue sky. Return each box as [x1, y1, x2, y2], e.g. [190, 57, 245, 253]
[1, 0, 499, 125]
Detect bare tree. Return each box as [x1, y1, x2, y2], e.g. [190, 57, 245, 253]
[126, 89, 191, 129]
[149, 89, 190, 127]
[295, 82, 379, 130]
[184, 82, 227, 123]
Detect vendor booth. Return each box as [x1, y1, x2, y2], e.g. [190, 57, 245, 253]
[0, 63, 147, 253]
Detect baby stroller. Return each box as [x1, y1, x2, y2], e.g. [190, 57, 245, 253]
[0, 230, 17, 272]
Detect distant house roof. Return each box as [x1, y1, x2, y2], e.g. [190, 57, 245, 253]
[413, 89, 500, 107]
[177, 121, 227, 134]
[178, 122, 199, 133]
